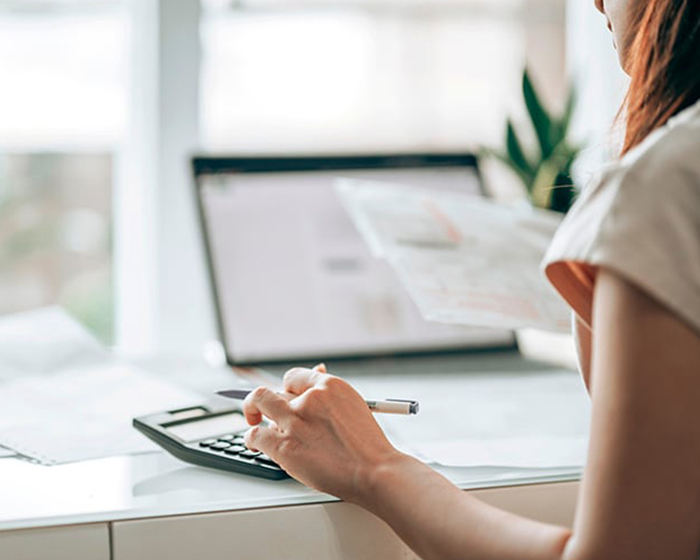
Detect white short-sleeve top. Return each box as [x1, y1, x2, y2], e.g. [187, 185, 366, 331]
[542, 99, 700, 336]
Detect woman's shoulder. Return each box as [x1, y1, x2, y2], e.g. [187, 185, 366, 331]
[566, 100, 700, 229]
[546, 99, 700, 256]
[560, 100, 698, 227]
[543, 100, 700, 333]
[617, 100, 700, 197]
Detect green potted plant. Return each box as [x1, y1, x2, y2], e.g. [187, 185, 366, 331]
[486, 69, 580, 213]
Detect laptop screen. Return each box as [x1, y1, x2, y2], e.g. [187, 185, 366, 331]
[194, 155, 516, 364]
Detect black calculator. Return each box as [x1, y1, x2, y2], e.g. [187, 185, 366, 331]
[133, 401, 288, 480]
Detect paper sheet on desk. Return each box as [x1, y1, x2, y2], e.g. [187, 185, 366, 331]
[414, 436, 588, 468]
[336, 180, 571, 333]
[0, 308, 202, 465]
[0, 445, 15, 458]
[0, 363, 202, 465]
[345, 369, 590, 468]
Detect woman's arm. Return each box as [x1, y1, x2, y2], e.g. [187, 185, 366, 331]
[562, 269, 700, 559]
[243, 268, 700, 560]
[243, 372, 570, 560]
[360, 453, 570, 560]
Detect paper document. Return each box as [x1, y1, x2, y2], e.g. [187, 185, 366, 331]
[346, 369, 590, 468]
[0, 445, 15, 458]
[0, 364, 202, 465]
[0, 308, 202, 465]
[336, 180, 570, 332]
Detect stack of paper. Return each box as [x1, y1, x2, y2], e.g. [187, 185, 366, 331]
[0, 308, 202, 465]
[336, 179, 570, 333]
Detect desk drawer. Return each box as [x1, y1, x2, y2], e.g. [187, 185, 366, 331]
[113, 481, 578, 560]
[0, 523, 110, 560]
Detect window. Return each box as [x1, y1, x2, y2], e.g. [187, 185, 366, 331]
[0, 0, 571, 353]
[200, 0, 567, 152]
[0, 1, 128, 342]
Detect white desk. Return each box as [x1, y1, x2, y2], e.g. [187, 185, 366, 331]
[0, 352, 582, 560]
[0, 452, 580, 560]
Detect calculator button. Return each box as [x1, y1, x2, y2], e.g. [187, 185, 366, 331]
[217, 434, 235, 442]
[199, 439, 217, 448]
[210, 441, 232, 451]
[233, 436, 246, 444]
[239, 449, 261, 459]
[224, 445, 245, 455]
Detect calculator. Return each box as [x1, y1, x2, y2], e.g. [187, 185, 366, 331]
[133, 401, 288, 480]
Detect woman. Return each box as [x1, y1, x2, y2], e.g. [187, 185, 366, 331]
[242, 0, 700, 558]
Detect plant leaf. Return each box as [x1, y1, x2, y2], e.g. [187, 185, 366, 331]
[523, 69, 554, 159]
[557, 87, 577, 139]
[551, 140, 580, 175]
[506, 119, 534, 184]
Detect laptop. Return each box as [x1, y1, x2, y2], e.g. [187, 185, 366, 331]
[192, 153, 522, 375]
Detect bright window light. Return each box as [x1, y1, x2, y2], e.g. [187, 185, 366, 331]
[0, 8, 127, 150]
[0, 2, 126, 342]
[200, 0, 561, 152]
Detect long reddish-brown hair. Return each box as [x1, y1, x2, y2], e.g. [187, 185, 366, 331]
[622, 0, 700, 154]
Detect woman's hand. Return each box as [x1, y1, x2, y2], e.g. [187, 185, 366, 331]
[242, 365, 401, 504]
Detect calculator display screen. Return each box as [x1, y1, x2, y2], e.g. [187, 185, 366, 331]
[164, 413, 249, 442]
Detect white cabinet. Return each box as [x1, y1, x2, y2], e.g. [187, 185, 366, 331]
[113, 502, 419, 560]
[0, 523, 110, 560]
[113, 482, 578, 560]
[0, 482, 577, 560]
[472, 481, 578, 527]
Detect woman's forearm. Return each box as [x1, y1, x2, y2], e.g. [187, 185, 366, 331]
[359, 453, 571, 560]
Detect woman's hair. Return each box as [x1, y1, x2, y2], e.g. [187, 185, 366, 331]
[622, 0, 700, 154]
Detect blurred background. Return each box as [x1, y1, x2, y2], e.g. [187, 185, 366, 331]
[0, 0, 626, 355]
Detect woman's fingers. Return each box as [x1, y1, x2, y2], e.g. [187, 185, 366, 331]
[245, 364, 329, 425]
[283, 367, 324, 395]
[242, 386, 292, 426]
[244, 425, 281, 454]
